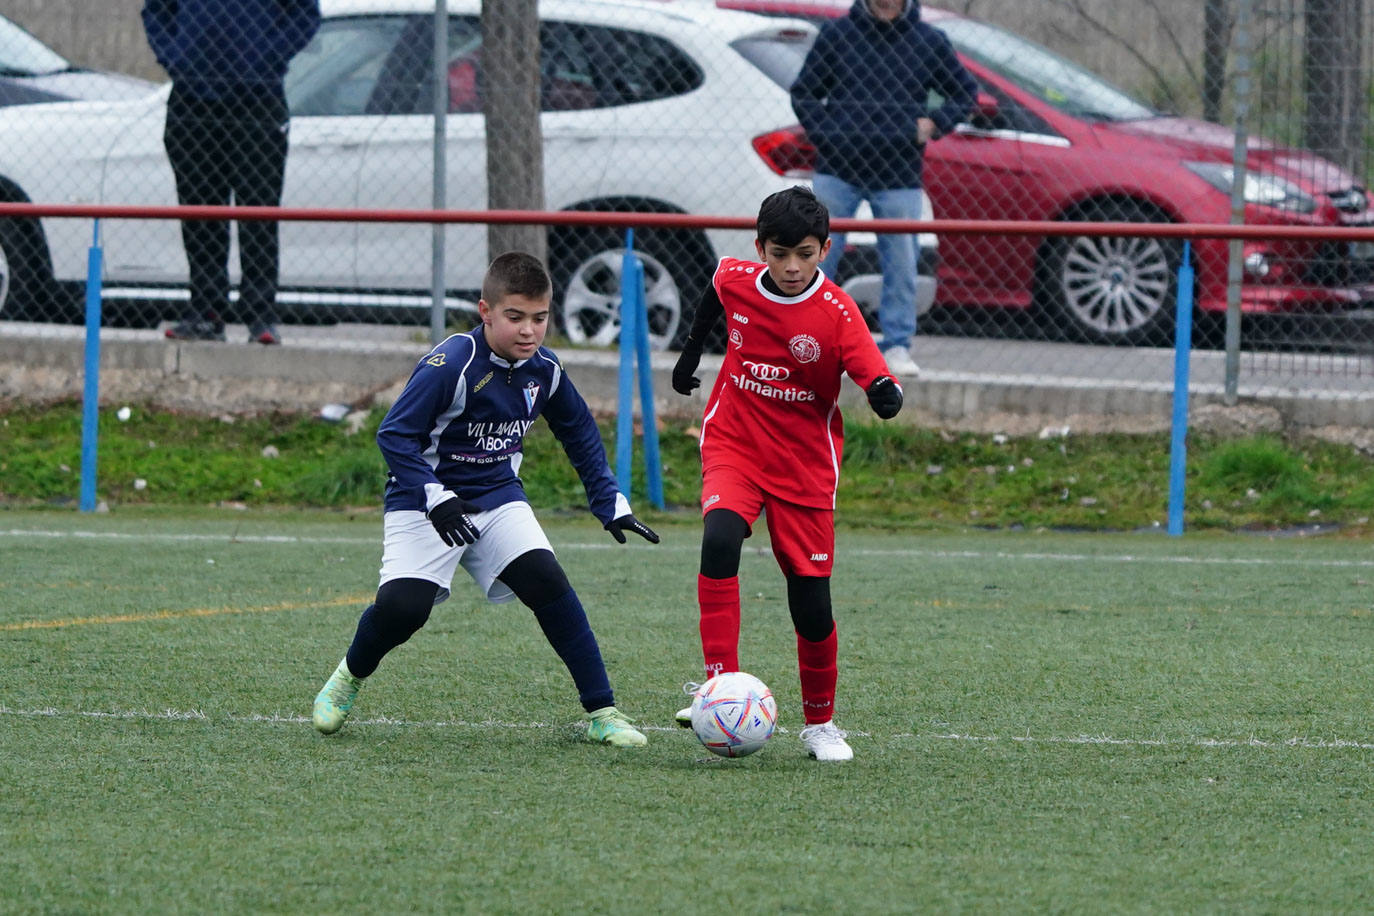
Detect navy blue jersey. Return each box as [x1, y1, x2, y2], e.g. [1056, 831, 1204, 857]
[377, 330, 627, 522]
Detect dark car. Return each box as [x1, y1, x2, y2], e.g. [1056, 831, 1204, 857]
[0, 14, 155, 106]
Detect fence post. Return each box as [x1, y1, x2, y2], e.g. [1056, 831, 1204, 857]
[1167, 241, 1195, 536]
[79, 220, 104, 513]
[615, 229, 665, 508]
[429, 0, 449, 346]
[616, 230, 638, 492]
[629, 247, 664, 510]
[1223, 0, 1254, 404]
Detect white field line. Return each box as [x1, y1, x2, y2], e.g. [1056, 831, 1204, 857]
[2, 704, 1372, 750]
[6, 527, 1374, 569]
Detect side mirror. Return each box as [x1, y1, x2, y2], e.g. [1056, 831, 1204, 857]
[973, 91, 1000, 125]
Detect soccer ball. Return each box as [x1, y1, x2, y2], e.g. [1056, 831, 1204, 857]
[689, 671, 778, 758]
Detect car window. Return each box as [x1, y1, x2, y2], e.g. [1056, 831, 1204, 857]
[928, 79, 1057, 136]
[731, 33, 813, 90]
[285, 16, 411, 117]
[380, 17, 703, 115]
[0, 15, 69, 75]
[938, 17, 1154, 122]
[570, 24, 703, 107]
[540, 22, 603, 111]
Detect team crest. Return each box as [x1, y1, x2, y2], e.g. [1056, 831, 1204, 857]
[729, 328, 744, 350]
[788, 334, 821, 363]
[523, 380, 540, 414]
[425, 351, 447, 367]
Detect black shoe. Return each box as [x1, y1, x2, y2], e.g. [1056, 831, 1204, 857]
[248, 322, 281, 345]
[165, 319, 226, 342]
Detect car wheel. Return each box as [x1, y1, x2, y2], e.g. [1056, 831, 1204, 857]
[1039, 202, 1180, 345]
[0, 220, 33, 319]
[550, 227, 709, 351]
[0, 217, 71, 323]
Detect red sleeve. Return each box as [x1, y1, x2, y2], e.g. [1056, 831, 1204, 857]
[839, 305, 895, 391]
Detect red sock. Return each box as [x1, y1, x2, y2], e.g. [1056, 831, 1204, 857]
[698, 574, 740, 677]
[797, 625, 838, 725]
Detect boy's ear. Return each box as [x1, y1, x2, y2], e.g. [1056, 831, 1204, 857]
[820, 237, 832, 261]
[754, 238, 766, 260]
[477, 298, 492, 323]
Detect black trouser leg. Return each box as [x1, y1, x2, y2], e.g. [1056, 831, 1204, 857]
[231, 90, 288, 325]
[164, 86, 231, 323]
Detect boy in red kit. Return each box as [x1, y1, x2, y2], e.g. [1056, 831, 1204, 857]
[670, 186, 905, 761]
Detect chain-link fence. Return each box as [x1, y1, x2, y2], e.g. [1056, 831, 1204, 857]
[0, 1, 1370, 382]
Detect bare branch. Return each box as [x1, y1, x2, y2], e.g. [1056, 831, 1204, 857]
[1038, 0, 1188, 111]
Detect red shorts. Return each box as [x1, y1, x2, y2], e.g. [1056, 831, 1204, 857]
[702, 465, 834, 577]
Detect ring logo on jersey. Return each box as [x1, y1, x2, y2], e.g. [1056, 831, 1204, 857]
[523, 381, 540, 415]
[743, 360, 790, 382]
[425, 351, 447, 367]
[788, 334, 821, 364]
[729, 328, 744, 349]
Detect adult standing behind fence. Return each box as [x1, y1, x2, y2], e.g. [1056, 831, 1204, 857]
[143, 0, 321, 344]
[790, 0, 975, 377]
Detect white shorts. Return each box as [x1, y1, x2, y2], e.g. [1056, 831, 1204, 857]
[378, 501, 554, 605]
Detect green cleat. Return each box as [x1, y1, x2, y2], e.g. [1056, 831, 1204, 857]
[586, 706, 648, 747]
[312, 659, 364, 735]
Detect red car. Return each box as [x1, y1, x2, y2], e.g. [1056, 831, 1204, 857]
[715, 0, 1374, 344]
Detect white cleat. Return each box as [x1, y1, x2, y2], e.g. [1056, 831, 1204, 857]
[799, 721, 853, 762]
[675, 681, 700, 728]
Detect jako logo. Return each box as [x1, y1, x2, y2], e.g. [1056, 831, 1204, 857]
[732, 312, 749, 324]
[810, 553, 829, 561]
[742, 360, 790, 382]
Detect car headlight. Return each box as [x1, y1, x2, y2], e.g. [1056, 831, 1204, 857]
[1185, 162, 1317, 214]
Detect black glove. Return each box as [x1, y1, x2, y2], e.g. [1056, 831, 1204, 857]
[672, 347, 702, 396]
[866, 375, 903, 420]
[427, 496, 482, 547]
[605, 514, 660, 544]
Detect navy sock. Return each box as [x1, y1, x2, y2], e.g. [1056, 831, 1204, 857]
[344, 579, 437, 678]
[532, 589, 613, 713]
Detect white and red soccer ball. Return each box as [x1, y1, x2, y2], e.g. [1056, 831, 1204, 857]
[689, 671, 778, 758]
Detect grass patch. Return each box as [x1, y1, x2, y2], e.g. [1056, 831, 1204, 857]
[3, 401, 1374, 531]
[3, 511, 1374, 911]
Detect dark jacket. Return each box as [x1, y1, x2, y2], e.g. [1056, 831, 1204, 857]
[142, 0, 321, 99]
[790, 0, 977, 189]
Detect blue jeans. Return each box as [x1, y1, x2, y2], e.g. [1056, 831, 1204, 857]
[812, 173, 922, 352]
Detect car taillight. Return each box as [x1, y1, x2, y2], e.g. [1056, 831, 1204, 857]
[753, 126, 815, 177]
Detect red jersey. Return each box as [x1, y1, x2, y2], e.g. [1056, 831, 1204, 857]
[699, 257, 891, 508]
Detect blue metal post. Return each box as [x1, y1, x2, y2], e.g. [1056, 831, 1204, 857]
[1167, 241, 1195, 536]
[629, 253, 665, 509]
[615, 229, 637, 492]
[79, 220, 104, 512]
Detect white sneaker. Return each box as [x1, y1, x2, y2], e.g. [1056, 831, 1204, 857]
[799, 721, 853, 761]
[881, 346, 920, 378]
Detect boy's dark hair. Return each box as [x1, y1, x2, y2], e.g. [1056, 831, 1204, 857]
[756, 185, 829, 248]
[482, 251, 552, 304]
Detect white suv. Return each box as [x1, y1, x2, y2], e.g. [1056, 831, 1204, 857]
[0, 0, 933, 348]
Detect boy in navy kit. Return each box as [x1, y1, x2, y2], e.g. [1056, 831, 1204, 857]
[671, 186, 906, 761]
[312, 252, 659, 747]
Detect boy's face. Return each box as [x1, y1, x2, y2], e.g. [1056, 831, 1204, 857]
[755, 235, 831, 297]
[479, 292, 551, 362]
